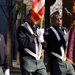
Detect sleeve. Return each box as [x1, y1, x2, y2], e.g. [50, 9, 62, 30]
[47, 29, 64, 53]
[42, 30, 49, 50]
[17, 26, 35, 52]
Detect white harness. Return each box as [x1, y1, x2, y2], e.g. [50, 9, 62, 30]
[22, 22, 42, 60]
[50, 26, 66, 61]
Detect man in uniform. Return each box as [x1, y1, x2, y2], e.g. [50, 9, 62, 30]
[47, 11, 75, 75]
[17, 9, 47, 75]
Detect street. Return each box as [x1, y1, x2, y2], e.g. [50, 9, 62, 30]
[10, 68, 21, 75]
[10, 61, 50, 75]
[10, 68, 50, 75]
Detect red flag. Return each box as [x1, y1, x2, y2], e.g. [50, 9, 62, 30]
[67, 1, 75, 66]
[31, 0, 45, 24]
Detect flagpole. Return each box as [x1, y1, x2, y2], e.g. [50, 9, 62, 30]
[31, 0, 45, 56]
[38, 18, 43, 56]
[40, 18, 43, 28]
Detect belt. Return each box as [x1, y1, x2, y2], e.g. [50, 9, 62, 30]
[25, 54, 36, 60]
[20, 53, 35, 59]
[24, 48, 42, 60]
[20, 53, 42, 60]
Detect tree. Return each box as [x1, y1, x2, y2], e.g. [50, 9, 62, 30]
[6, 0, 13, 67]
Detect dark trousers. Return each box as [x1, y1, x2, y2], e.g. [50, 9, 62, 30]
[19, 54, 47, 75]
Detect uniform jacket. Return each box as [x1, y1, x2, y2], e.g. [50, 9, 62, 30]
[17, 21, 43, 59]
[47, 25, 68, 59]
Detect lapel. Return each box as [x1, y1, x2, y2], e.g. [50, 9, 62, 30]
[22, 22, 34, 35]
[58, 28, 65, 36]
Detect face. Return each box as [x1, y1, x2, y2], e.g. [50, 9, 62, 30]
[51, 14, 62, 27]
[26, 14, 35, 25]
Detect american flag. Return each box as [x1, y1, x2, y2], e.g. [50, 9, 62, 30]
[31, 0, 45, 24]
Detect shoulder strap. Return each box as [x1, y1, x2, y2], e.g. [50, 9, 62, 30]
[50, 26, 61, 41]
[50, 26, 66, 61]
[21, 22, 34, 35]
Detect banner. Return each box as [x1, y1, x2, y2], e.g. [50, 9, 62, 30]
[31, 0, 45, 24]
[67, 1, 75, 66]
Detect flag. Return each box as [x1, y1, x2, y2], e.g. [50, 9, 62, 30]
[31, 0, 45, 24]
[67, 1, 75, 66]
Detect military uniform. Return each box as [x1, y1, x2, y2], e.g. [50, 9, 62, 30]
[17, 22, 47, 75]
[47, 25, 75, 75]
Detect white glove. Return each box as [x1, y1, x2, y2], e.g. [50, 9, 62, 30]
[63, 32, 69, 42]
[37, 28, 44, 43]
[4, 69, 10, 75]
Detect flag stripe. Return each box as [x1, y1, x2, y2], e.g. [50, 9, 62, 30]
[34, 0, 45, 12]
[31, 0, 45, 24]
[32, 9, 41, 21]
[32, 0, 39, 8]
[38, 6, 45, 16]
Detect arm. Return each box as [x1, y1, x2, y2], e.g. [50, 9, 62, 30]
[42, 30, 49, 50]
[17, 26, 35, 51]
[47, 29, 63, 53]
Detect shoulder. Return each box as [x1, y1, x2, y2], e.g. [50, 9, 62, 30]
[17, 25, 25, 30]
[18, 22, 29, 28]
[17, 22, 28, 32]
[47, 26, 55, 32]
[62, 27, 68, 32]
[44, 26, 54, 36]
[17, 22, 31, 35]
[44, 27, 51, 35]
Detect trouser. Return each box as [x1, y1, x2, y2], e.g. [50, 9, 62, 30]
[19, 54, 47, 75]
[73, 65, 75, 70]
[52, 59, 75, 75]
[0, 67, 4, 75]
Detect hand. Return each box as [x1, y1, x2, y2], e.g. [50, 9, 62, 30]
[37, 28, 44, 36]
[4, 69, 10, 75]
[37, 28, 44, 42]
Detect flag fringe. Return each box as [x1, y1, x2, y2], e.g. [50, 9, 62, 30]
[67, 57, 75, 66]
